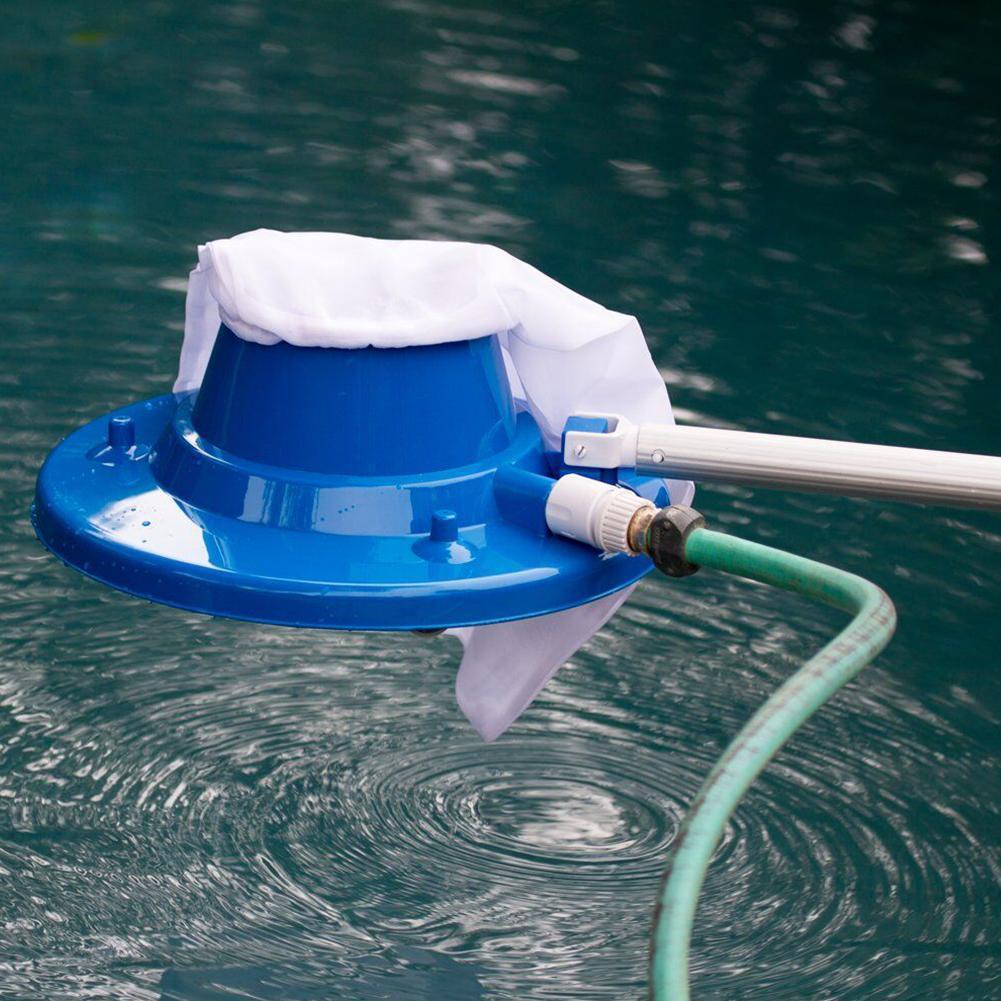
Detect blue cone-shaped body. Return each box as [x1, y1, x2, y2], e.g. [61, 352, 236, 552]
[32, 326, 666, 630]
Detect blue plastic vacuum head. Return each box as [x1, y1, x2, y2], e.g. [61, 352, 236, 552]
[33, 327, 665, 631]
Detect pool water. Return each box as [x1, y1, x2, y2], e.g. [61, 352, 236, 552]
[1, 2, 999, 998]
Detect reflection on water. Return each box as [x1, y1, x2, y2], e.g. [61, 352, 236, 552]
[1, 1, 999, 998]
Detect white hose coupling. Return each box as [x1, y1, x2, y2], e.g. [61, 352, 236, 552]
[545, 474, 655, 554]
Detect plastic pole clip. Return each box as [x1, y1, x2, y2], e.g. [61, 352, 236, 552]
[561, 413, 639, 471]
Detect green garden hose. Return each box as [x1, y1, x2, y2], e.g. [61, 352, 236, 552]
[643, 519, 897, 1000]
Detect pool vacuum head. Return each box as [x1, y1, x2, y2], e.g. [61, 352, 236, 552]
[31, 228, 691, 741]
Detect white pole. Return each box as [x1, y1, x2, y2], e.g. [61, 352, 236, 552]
[563, 417, 1001, 511]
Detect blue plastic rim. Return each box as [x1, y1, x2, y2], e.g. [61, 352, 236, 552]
[32, 326, 669, 630]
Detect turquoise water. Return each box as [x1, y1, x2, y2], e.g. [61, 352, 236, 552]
[2, 2, 1000, 998]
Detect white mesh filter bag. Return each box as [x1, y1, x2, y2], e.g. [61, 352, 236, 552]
[176, 229, 692, 740]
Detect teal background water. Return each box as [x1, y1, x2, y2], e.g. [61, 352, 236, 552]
[2, 2, 999, 998]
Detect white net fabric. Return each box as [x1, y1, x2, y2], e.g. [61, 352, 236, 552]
[176, 229, 692, 739]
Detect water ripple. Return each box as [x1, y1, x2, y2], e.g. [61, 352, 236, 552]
[1, 603, 998, 999]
